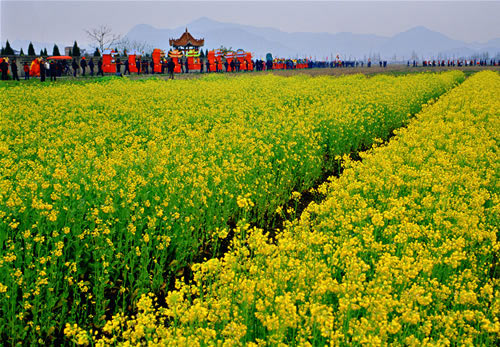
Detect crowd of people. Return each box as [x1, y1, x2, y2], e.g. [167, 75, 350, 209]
[0, 55, 498, 82]
[409, 59, 497, 67]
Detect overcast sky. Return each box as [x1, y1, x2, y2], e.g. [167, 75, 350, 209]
[1, 1, 499, 47]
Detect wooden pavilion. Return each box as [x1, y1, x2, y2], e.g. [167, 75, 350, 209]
[169, 28, 204, 53]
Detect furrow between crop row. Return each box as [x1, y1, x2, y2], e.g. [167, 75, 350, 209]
[81, 70, 500, 346]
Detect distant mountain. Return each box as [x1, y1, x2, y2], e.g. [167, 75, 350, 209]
[7, 18, 498, 60]
[125, 17, 500, 60]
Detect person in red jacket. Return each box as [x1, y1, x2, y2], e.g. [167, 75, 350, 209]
[23, 62, 30, 80]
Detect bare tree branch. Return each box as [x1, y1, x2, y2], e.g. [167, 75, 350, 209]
[85, 25, 122, 53]
[117, 38, 153, 55]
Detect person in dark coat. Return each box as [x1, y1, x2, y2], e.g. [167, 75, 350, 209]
[56, 61, 63, 77]
[150, 60, 155, 74]
[184, 59, 189, 73]
[88, 59, 94, 76]
[116, 58, 121, 74]
[144, 60, 149, 74]
[40, 59, 46, 82]
[50, 60, 57, 81]
[206, 59, 210, 73]
[10, 59, 20, 81]
[72, 59, 79, 77]
[230, 60, 235, 72]
[200, 60, 203, 73]
[167, 59, 175, 79]
[80, 58, 87, 76]
[0, 59, 8, 80]
[97, 59, 104, 76]
[123, 59, 129, 75]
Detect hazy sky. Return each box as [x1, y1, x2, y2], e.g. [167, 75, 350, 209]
[1, 1, 499, 47]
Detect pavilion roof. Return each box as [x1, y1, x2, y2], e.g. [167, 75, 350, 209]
[169, 28, 204, 47]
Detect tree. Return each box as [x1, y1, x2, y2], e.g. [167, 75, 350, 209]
[117, 38, 151, 55]
[52, 44, 61, 56]
[20, 48, 24, 56]
[39, 49, 44, 56]
[72, 41, 81, 57]
[28, 42, 35, 56]
[0, 47, 4, 55]
[85, 25, 121, 53]
[4, 40, 15, 55]
[93, 48, 100, 57]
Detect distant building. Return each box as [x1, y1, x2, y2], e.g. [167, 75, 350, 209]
[169, 28, 204, 53]
[65, 47, 72, 55]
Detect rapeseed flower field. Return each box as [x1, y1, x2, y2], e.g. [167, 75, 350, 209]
[75, 71, 499, 346]
[0, 71, 467, 343]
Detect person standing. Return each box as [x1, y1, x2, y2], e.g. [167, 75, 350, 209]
[150, 59, 155, 74]
[56, 61, 63, 77]
[10, 59, 20, 81]
[167, 58, 175, 79]
[80, 57, 87, 76]
[50, 60, 57, 81]
[72, 59, 79, 77]
[116, 57, 121, 74]
[23, 62, 30, 80]
[0, 58, 9, 80]
[40, 59, 46, 82]
[185, 59, 189, 73]
[123, 59, 129, 75]
[88, 59, 94, 76]
[97, 59, 104, 76]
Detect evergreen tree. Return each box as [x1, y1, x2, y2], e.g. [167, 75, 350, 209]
[39, 49, 44, 56]
[4, 40, 15, 55]
[72, 41, 80, 57]
[43, 48, 48, 56]
[200, 49, 205, 58]
[1, 47, 4, 55]
[20, 48, 24, 56]
[28, 42, 35, 56]
[52, 44, 61, 56]
[93, 48, 100, 57]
